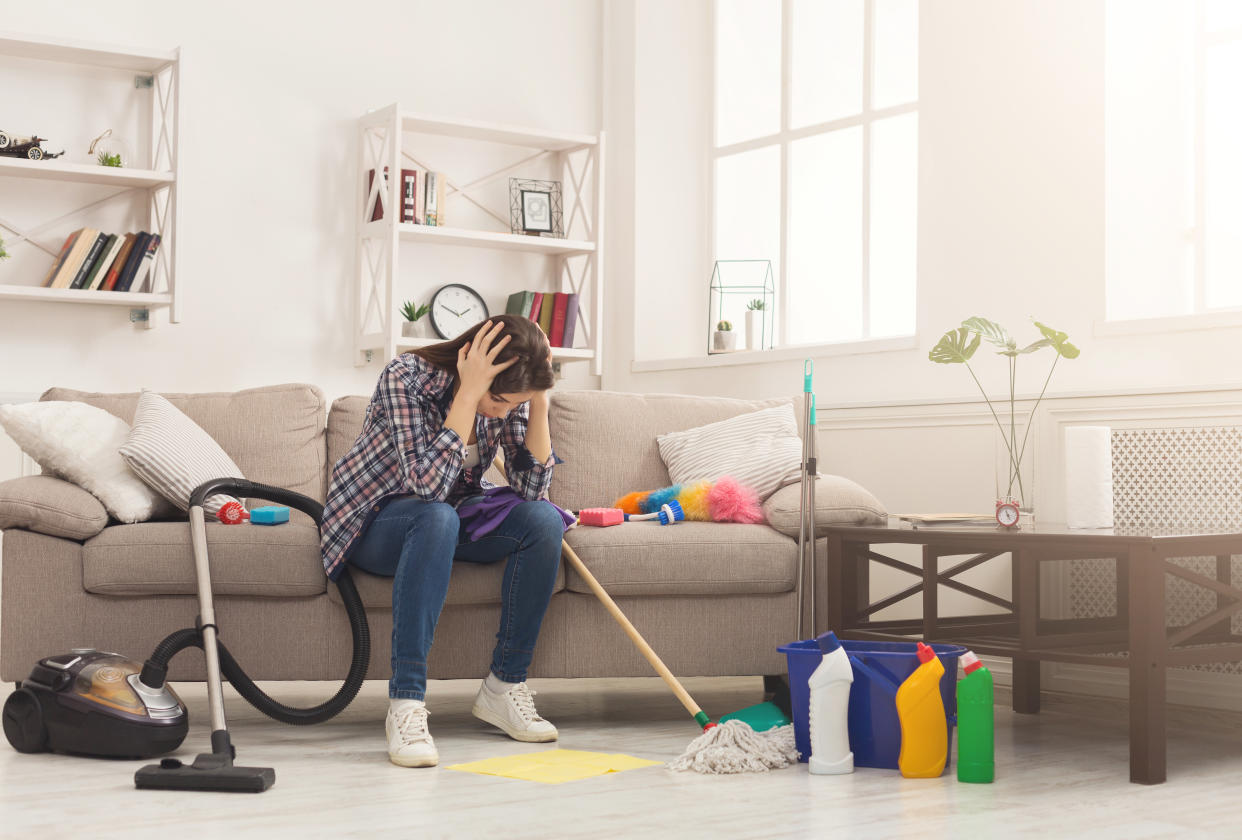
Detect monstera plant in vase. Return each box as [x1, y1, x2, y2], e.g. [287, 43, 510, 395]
[929, 317, 1080, 527]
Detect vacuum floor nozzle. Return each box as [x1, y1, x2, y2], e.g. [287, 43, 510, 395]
[135, 753, 274, 793]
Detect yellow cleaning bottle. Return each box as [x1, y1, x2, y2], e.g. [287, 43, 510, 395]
[895, 642, 947, 778]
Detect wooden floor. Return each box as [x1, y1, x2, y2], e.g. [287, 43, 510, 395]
[2, 675, 1239, 838]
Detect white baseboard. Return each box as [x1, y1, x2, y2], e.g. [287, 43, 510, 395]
[1044, 662, 1242, 712]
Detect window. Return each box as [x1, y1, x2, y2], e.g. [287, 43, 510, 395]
[1106, 0, 1242, 321]
[712, 0, 918, 346]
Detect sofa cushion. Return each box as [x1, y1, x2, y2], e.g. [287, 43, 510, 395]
[327, 561, 565, 610]
[548, 390, 795, 511]
[0, 475, 109, 540]
[0, 401, 175, 523]
[656, 402, 802, 500]
[762, 475, 888, 537]
[82, 522, 326, 597]
[562, 521, 796, 597]
[43, 384, 327, 504]
[119, 391, 246, 517]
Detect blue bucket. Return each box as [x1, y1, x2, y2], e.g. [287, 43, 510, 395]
[778, 639, 966, 770]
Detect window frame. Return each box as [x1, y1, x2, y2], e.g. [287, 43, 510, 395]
[709, 0, 919, 350]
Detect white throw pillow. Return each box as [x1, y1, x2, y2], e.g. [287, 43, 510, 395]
[118, 391, 245, 517]
[0, 401, 175, 523]
[656, 402, 804, 501]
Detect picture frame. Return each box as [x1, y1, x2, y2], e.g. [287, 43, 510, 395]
[521, 189, 553, 233]
[509, 178, 563, 238]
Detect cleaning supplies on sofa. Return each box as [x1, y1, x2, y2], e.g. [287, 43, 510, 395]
[807, 631, 853, 775]
[896, 641, 947, 778]
[955, 650, 994, 783]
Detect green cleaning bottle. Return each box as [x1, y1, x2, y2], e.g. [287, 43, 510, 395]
[955, 650, 994, 783]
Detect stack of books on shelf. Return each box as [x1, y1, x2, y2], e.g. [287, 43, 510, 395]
[367, 168, 447, 226]
[41, 228, 162, 293]
[506, 290, 580, 348]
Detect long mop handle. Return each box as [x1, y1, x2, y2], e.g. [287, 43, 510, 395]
[796, 360, 813, 640]
[188, 505, 228, 735]
[561, 540, 713, 730]
[808, 392, 817, 637]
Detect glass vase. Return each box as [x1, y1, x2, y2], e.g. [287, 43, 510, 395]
[995, 419, 1036, 524]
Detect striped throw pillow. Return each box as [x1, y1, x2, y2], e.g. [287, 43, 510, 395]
[118, 391, 244, 517]
[656, 402, 803, 501]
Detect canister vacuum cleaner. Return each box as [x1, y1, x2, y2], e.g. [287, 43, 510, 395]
[2, 478, 370, 793]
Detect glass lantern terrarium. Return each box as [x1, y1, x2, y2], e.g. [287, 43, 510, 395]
[707, 259, 774, 354]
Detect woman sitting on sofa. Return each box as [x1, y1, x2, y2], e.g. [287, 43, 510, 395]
[320, 315, 568, 768]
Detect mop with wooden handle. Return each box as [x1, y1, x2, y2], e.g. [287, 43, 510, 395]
[560, 539, 797, 773]
[487, 454, 796, 772]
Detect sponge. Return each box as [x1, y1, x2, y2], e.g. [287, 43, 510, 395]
[249, 505, 290, 525]
[578, 507, 624, 527]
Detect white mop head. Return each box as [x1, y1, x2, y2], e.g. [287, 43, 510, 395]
[667, 721, 798, 774]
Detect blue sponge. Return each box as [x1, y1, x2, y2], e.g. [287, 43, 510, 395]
[249, 505, 290, 525]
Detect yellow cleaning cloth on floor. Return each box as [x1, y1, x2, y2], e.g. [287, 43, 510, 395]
[447, 749, 662, 784]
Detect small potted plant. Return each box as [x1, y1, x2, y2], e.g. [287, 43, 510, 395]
[400, 300, 431, 338]
[712, 319, 736, 352]
[0, 234, 9, 260]
[745, 298, 766, 350]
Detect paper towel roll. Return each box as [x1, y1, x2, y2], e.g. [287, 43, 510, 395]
[1065, 426, 1113, 529]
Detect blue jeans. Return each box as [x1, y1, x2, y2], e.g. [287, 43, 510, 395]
[346, 495, 564, 700]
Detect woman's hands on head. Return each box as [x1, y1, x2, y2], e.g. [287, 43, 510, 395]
[457, 320, 517, 400]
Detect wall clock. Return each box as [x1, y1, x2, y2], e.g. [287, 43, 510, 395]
[428, 283, 488, 340]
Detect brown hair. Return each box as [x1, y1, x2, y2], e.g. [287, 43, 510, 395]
[410, 314, 554, 396]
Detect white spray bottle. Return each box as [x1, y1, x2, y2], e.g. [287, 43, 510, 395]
[808, 630, 854, 775]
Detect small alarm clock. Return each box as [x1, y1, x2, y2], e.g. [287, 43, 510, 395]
[995, 498, 1021, 528]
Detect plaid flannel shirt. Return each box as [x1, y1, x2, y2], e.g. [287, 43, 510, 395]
[320, 353, 555, 580]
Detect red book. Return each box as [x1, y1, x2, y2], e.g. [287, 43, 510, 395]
[528, 292, 544, 323]
[367, 167, 418, 222]
[549, 292, 569, 347]
[367, 168, 384, 221]
[101, 233, 137, 291]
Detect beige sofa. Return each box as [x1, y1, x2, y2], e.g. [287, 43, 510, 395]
[0, 384, 886, 686]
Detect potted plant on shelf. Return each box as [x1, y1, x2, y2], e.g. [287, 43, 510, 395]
[712, 320, 736, 352]
[929, 317, 1080, 523]
[400, 300, 431, 338]
[745, 298, 766, 350]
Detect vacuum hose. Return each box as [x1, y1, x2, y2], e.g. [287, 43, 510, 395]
[139, 479, 370, 726]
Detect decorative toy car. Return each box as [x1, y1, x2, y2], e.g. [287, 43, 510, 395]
[0, 131, 64, 161]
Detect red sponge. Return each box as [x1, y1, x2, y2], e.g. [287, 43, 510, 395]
[578, 507, 624, 527]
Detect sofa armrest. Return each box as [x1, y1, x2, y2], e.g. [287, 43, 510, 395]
[0, 475, 109, 540]
[763, 475, 887, 539]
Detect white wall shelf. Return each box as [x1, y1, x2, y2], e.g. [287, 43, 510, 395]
[395, 336, 595, 362]
[0, 31, 175, 71]
[354, 103, 605, 373]
[398, 112, 597, 153]
[0, 157, 174, 188]
[0, 30, 180, 327]
[0, 285, 171, 308]
[359, 220, 596, 256]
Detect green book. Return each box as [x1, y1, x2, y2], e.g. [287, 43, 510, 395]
[505, 290, 535, 318]
[537, 291, 555, 335]
[80, 233, 117, 290]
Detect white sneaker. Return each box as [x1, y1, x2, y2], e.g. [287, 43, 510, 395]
[385, 704, 438, 767]
[471, 680, 558, 743]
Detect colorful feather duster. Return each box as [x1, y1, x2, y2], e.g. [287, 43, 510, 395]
[613, 475, 765, 524]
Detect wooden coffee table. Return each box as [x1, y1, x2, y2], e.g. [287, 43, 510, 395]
[821, 520, 1242, 784]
